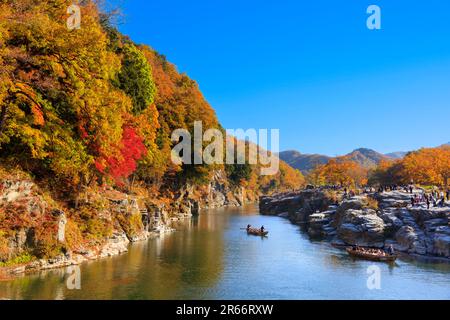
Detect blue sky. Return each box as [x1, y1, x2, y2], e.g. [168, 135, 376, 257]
[111, 0, 450, 156]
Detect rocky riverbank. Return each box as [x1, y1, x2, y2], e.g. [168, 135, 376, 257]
[260, 189, 450, 259]
[0, 227, 175, 278]
[0, 170, 253, 277]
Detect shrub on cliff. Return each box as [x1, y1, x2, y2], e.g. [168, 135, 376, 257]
[363, 197, 379, 211]
[0, 231, 9, 262]
[115, 213, 144, 239]
[76, 206, 114, 243]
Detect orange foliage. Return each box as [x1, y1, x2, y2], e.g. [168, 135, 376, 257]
[309, 158, 368, 187]
[399, 147, 450, 186]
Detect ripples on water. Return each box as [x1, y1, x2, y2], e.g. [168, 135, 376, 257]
[0, 204, 449, 300]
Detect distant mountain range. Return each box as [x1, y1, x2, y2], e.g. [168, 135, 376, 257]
[278, 151, 330, 173]
[279, 142, 450, 174]
[384, 151, 408, 159]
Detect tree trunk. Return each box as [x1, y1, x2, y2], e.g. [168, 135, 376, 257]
[74, 173, 84, 209]
[74, 182, 81, 209]
[130, 173, 136, 192]
[0, 105, 7, 133]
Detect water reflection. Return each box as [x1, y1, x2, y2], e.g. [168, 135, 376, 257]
[0, 204, 449, 300]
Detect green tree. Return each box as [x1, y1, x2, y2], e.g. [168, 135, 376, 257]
[117, 44, 156, 114]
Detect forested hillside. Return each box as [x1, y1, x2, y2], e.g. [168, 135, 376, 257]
[0, 0, 304, 190]
[0, 0, 304, 267]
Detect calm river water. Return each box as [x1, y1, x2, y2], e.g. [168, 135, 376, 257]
[0, 204, 449, 300]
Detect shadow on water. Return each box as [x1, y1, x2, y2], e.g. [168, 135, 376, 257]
[0, 204, 449, 300]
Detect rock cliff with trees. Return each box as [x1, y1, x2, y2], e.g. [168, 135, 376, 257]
[0, 0, 305, 273]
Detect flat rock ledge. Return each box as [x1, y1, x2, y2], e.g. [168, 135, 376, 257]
[260, 190, 450, 259]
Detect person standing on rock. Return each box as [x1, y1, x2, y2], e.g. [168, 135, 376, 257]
[439, 196, 445, 207]
[387, 245, 395, 256]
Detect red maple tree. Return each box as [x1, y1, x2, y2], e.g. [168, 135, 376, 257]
[95, 127, 147, 184]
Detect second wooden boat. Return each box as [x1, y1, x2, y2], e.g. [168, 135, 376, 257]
[346, 247, 397, 262]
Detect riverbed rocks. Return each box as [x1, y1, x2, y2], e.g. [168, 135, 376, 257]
[260, 190, 450, 259]
[99, 232, 130, 257]
[433, 227, 450, 257]
[260, 190, 331, 222]
[336, 208, 386, 248]
[308, 210, 335, 238]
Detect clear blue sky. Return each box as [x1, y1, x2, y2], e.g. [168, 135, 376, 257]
[111, 0, 450, 156]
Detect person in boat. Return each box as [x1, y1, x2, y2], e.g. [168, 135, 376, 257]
[260, 226, 265, 233]
[246, 224, 251, 232]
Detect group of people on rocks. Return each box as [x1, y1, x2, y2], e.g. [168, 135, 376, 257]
[377, 185, 402, 193]
[410, 190, 448, 209]
[343, 188, 357, 199]
[312, 184, 449, 210]
[378, 184, 414, 193]
[375, 184, 449, 209]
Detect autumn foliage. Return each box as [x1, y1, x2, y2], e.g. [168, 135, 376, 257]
[370, 147, 450, 187]
[0, 0, 302, 195]
[95, 127, 147, 185]
[309, 146, 450, 188]
[308, 158, 368, 187]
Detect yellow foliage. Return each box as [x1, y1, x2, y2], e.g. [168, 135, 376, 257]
[399, 147, 450, 186]
[309, 158, 368, 187]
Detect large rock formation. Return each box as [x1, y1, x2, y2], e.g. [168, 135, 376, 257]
[336, 208, 386, 248]
[260, 189, 450, 258]
[0, 168, 251, 274]
[260, 189, 331, 223]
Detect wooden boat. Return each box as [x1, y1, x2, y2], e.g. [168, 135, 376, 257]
[346, 247, 397, 262]
[247, 228, 269, 237]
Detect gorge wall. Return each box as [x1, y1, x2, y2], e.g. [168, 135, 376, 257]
[0, 169, 254, 276]
[260, 189, 450, 259]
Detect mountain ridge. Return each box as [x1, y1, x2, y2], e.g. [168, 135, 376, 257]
[279, 143, 448, 173]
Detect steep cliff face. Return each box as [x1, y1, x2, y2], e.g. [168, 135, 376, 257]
[0, 180, 59, 262]
[0, 178, 133, 273]
[176, 170, 257, 214]
[260, 190, 331, 224]
[0, 169, 252, 274]
[260, 190, 450, 258]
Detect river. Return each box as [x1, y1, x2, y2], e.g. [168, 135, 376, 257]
[0, 204, 449, 300]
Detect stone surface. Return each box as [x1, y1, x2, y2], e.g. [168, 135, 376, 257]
[260, 189, 450, 258]
[336, 208, 386, 247]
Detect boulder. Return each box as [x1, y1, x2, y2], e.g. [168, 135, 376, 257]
[433, 235, 450, 257]
[336, 209, 386, 247]
[423, 218, 448, 233]
[307, 211, 333, 238]
[332, 197, 365, 228]
[259, 190, 331, 219]
[395, 226, 428, 255]
[376, 191, 412, 209]
[409, 207, 449, 224]
[433, 227, 450, 257]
